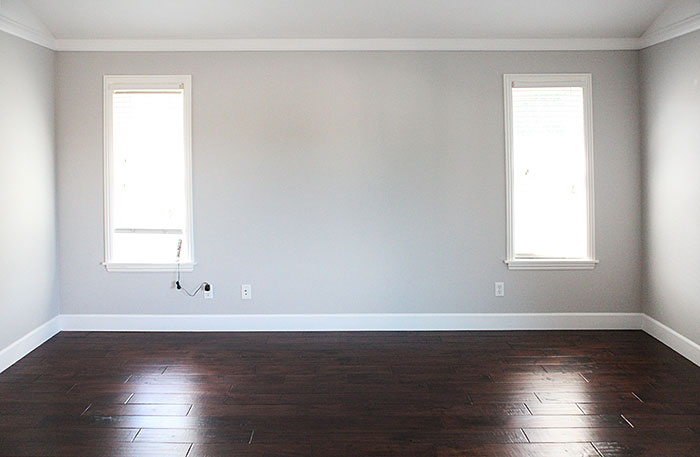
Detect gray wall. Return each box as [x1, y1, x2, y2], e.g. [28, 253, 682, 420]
[641, 30, 700, 344]
[56, 50, 642, 316]
[0, 31, 59, 349]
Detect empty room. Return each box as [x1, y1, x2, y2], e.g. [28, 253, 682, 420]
[1, 0, 700, 456]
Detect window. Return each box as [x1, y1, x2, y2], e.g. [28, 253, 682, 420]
[103, 75, 193, 272]
[503, 74, 597, 270]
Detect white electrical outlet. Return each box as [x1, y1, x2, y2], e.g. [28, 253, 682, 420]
[241, 284, 252, 300]
[203, 283, 213, 299]
[495, 282, 505, 297]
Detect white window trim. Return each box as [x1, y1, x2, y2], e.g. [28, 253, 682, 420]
[503, 73, 598, 271]
[102, 75, 195, 273]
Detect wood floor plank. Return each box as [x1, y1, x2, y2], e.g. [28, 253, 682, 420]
[127, 393, 228, 404]
[620, 414, 700, 428]
[525, 426, 700, 443]
[188, 443, 312, 457]
[437, 443, 601, 456]
[133, 428, 251, 444]
[577, 401, 700, 415]
[36, 414, 251, 430]
[188, 402, 532, 417]
[69, 382, 232, 394]
[469, 393, 540, 403]
[593, 441, 700, 457]
[83, 404, 192, 416]
[524, 402, 583, 415]
[535, 391, 640, 403]
[0, 427, 139, 444]
[442, 414, 629, 429]
[0, 441, 191, 457]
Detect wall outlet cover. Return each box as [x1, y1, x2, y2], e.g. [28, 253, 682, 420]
[495, 282, 505, 297]
[241, 284, 252, 300]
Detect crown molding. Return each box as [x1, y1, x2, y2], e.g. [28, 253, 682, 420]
[0, 11, 56, 49]
[54, 37, 641, 52]
[640, 11, 700, 49]
[1, 9, 698, 53]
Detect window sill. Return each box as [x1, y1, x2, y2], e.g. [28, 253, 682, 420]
[102, 262, 196, 272]
[504, 259, 599, 270]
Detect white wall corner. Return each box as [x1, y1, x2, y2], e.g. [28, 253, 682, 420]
[0, 0, 56, 49]
[0, 316, 61, 374]
[642, 314, 700, 367]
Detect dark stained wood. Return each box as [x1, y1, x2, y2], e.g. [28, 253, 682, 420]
[82, 404, 193, 416]
[437, 443, 601, 456]
[0, 441, 191, 457]
[524, 402, 583, 415]
[0, 330, 698, 456]
[592, 441, 700, 457]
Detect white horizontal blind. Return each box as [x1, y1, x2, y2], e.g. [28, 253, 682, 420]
[104, 77, 193, 267]
[511, 86, 588, 259]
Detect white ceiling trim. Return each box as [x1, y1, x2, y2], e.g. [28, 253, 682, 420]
[639, 11, 700, 48]
[0, 11, 55, 49]
[3, 6, 700, 53]
[55, 37, 642, 52]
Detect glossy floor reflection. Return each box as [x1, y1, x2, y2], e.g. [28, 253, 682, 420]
[0, 331, 698, 456]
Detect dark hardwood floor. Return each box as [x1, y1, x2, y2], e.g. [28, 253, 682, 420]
[0, 330, 699, 456]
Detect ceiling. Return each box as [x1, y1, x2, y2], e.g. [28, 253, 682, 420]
[2, 0, 700, 50]
[22, 0, 675, 40]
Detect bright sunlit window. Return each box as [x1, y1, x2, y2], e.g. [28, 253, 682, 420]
[504, 74, 597, 270]
[103, 75, 193, 272]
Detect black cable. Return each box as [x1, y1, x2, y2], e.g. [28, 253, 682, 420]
[175, 262, 207, 297]
[179, 282, 205, 297]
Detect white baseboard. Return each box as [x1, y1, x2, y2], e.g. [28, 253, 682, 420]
[642, 314, 700, 367]
[4, 312, 698, 375]
[0, 316, 61, 374]
[59, 312, 644, 332]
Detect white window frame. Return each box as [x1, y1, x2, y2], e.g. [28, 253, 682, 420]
[102, 75, 195, 272]
[503, 73, 598, 270]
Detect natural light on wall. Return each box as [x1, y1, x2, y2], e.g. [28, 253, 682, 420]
[504, 74, 597, 270]
[103, 75, 193, 272]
